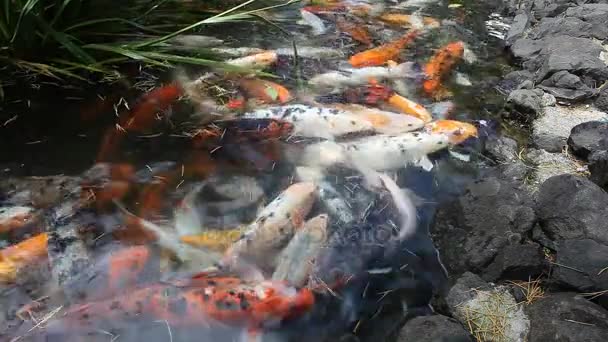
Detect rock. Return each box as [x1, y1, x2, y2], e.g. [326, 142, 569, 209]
[446, 273, 530, 342]
[430, 177, 536, 274]
[483, 135, 519, 163]
[596, 87, 608, 112]
[497, 70, 534, 94]
[506, 13, 530, 45]
[537, 174, 608, 244]
[541, 92, 556, 106]
[567, 121, 608, 159]
[589, 150, 608, 190]
[538, 71, 597, 101]
[532, 0, 573, 19]
[510, 38, 544, 60]
[397, 315, 473, 342]
[525, 293, 608, 341]
[483, 243, 547, 282]
[529, 17, 595, 40]
[554, 239, 608, 294]
[524, 36, 608, 83]
[564, 4, 608, 40]
[526, 148, 582, 189]
[505, 89, 544, 120]
[532, 105, 607, 152]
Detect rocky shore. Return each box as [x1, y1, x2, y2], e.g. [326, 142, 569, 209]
[396, 0, 608, 340]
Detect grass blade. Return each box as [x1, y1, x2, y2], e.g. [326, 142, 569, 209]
[65, 18, 167, 34]
[84, 44, 170, 67]
[10, 0, 42, 42]
[36, 17, 97, 64]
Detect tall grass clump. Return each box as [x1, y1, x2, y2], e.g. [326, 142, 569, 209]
[0, 0, 298, 81]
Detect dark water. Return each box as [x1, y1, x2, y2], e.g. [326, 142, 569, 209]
[0, 0, 513, 341]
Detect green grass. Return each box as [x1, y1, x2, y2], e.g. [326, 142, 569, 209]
[0, 0, 299, 83]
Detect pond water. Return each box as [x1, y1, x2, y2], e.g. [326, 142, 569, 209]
[0, 1, 513, 341]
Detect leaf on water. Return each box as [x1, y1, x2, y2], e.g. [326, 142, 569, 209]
[264, 84, 279, 101]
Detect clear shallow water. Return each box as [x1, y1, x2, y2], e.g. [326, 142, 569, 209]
[0, 1, 512, 341]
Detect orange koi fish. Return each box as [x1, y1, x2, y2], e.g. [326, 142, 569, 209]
[58, 273, 314, 335]
[238, 79, 291, 104]
[386, 93, 433, 122]
[192, 118, 294, 149]
[106, 245, 152, 293]
[336, 17, 373, 46]
[425, 119, 478, 144]
[379, 13, 441, 28]
[349, 29, 419, 68]
[0, 233, 48, 283]
[423, 41, 465, 97]
[181, 229, 244, 252]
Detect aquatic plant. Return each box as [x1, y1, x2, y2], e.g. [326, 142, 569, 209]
[0, 0, 298, 82]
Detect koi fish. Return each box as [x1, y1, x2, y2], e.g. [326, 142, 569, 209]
[349, 30, 419, 68]
[0, 233, 48, 283]
[336, 17, 372, 45]
[227, 51, 278, 69]
[274, 46, 345, 59]
[192, 118, 294, 149]
[299, 9, 327, 35]
[56, 274, 314, 335]
[423, 41, 465, 98]
[308, 62, 416, 91]
[300, 131, 451, 171]
[210, 47, 267, 58]
[238, 79, 291, 104]
[385, 93, 433, 122]
[379, 13, 440, 29]
[272, 214, 328, 287]
[224, 182, 317, 272]
[240, 105, 374, 139]
[330, 104, 425, 134]
[425, 119, 478, 144]
[181, 229, 244, 253]
[375, 173, 417, 241]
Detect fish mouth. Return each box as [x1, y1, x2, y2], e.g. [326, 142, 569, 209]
[425, 120, 478, 145]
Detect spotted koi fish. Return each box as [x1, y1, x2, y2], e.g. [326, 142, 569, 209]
[349, 30, 419, 68]
[423, 41, 465, 98]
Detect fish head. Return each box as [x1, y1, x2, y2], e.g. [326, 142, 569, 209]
[446, 41, 465, 58]
[425, 120, 478, 144]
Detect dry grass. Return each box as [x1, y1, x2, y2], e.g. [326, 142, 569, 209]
[581, 289, 608, 300]
[461, 290, 511, 342]
[507, 277, 545, 305]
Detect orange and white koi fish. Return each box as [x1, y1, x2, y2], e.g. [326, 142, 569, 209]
[349, 30, 419, 68]
[0, 233, 48, 283]
[379, 13, 440, 29]
[224, 182, 317, 271]
[227, 51, 278, 69]
[238, 78, 291, 104]
[423, 41, 465, 97]
[424, 119, 478, 144]
[331, 103, 425, 133]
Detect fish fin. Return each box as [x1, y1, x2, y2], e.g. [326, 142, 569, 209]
[415, 156, 434, 171]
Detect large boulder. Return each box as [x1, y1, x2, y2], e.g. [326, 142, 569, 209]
[397, 315, 473, 342]
[529, 17, 595, 40]
[537, 70, 597, 101]
[537, 175, 608, 244]
[553, 239, 608, 295]
[505, 13, 531, 45]
[564, 4, 608, 40]
[431, 177, 536, 274]
[525, 293, 608, 341]
[482, 243, 547, 282]
[567, 121, 608, 159]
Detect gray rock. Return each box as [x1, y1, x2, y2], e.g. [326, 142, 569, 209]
[446, 273, 530, 342]
[554, 239, 608, 294]
[564, 4, 608, 40]
[506, 13, 531, 45]
[498, 70, 534, 94]
[524, 36, 608, 83]
[505, 89, 544, 120]
[482, 243, 547, 282]
[532, 0, 573, 19]
[567, 121, 608, 159]
[597, 87, 608, 112]
[484, 135, 519, 162]
[397, 315, 473, 342]
[525, 293, 608, 341]
[589, 150, 608, 190]
[430, 177, 536, 274]
[537, 174, 608, 244]
[511, 38, 544, 60]
[541, 92, 556, 106]
[532, 105, 607, 152]
[538, 70, 598, 101]
[529, 17, 594, 40]
[526, 148, 582, 189]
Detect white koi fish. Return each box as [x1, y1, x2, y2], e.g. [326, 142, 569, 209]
[272, 214, 329, 287]
[308, 62, 416, 91]
[331, 104, 425, 134]
[298, 9, 327, 35]
[227, 51, 278, 69]
[224, 182, 317, 271]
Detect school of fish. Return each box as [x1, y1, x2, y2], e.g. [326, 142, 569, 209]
[1, 0, 479, 341]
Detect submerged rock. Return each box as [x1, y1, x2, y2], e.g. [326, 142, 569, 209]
[537, 174, 608, 244]
[525, 293, 608, 341]
[483, 243, 547, 282]
[497, 70, 534, 94]
[567, 121, 608, 159]
[505, 89, 544, 119]
[483, 135, 519, 163]
[397, 315, 473, 342]
[589, 150, 608, 190]
[532, 105, 607, 152]
[446, 273, 530, 342]
[553, 239, 608, 296]
[431, 177, 536, 274]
